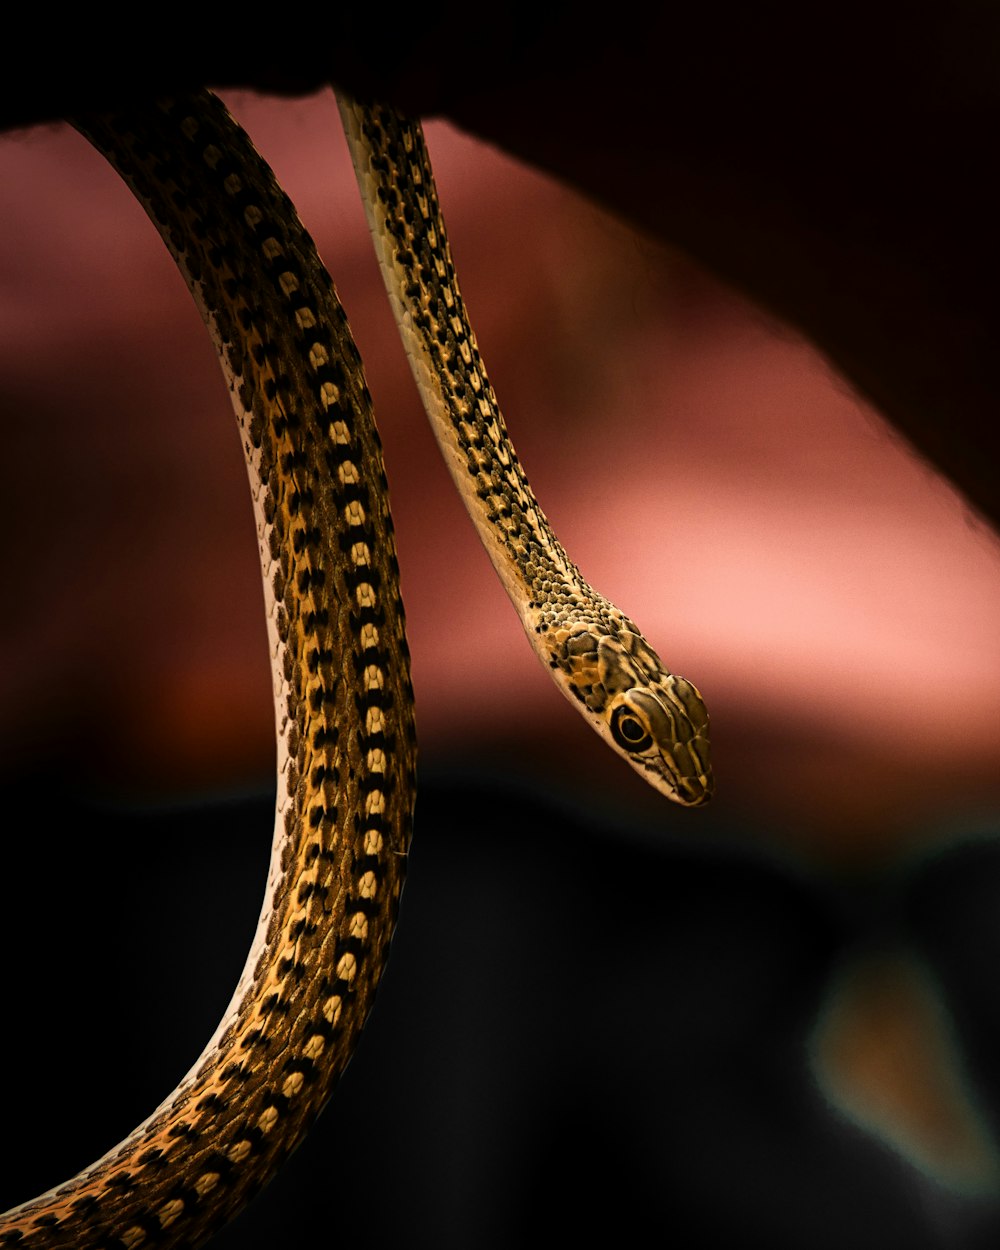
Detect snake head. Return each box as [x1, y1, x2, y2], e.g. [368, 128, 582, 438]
[561, 627, 713, 806]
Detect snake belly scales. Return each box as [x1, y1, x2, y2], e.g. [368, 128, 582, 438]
[0, 89, 712, 1247]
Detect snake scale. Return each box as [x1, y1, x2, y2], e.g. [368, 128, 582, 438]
[0, 88, 711, 1247]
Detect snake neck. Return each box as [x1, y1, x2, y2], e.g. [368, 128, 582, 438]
[336, 99, 603, 635]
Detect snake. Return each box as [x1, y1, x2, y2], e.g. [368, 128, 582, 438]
[0, 87, 712, 1247]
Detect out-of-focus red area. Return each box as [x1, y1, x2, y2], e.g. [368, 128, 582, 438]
[1, 89, 997, 865]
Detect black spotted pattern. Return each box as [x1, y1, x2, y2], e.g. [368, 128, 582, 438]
[0, 92, 416, 1247]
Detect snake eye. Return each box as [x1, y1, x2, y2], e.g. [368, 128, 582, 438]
[610, 704, 653, 753]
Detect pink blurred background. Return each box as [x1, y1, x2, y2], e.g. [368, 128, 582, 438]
[0, 88, 997, 867]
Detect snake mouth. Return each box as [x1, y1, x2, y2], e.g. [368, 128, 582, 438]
[634, 753, 714, 806]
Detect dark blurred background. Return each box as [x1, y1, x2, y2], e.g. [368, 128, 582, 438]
[1, 14, 999, 1247]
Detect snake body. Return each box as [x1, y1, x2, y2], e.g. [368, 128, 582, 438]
[338, 99, 712, 806]
[0, 88, 710, 1247]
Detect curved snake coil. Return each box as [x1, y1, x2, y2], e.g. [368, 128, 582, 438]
[0, 89, 711, 1247]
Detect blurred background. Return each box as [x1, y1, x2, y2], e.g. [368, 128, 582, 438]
[1, 86, 998, 1246]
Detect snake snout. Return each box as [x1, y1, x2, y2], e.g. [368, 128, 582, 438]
[678, 773, 715, 806]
